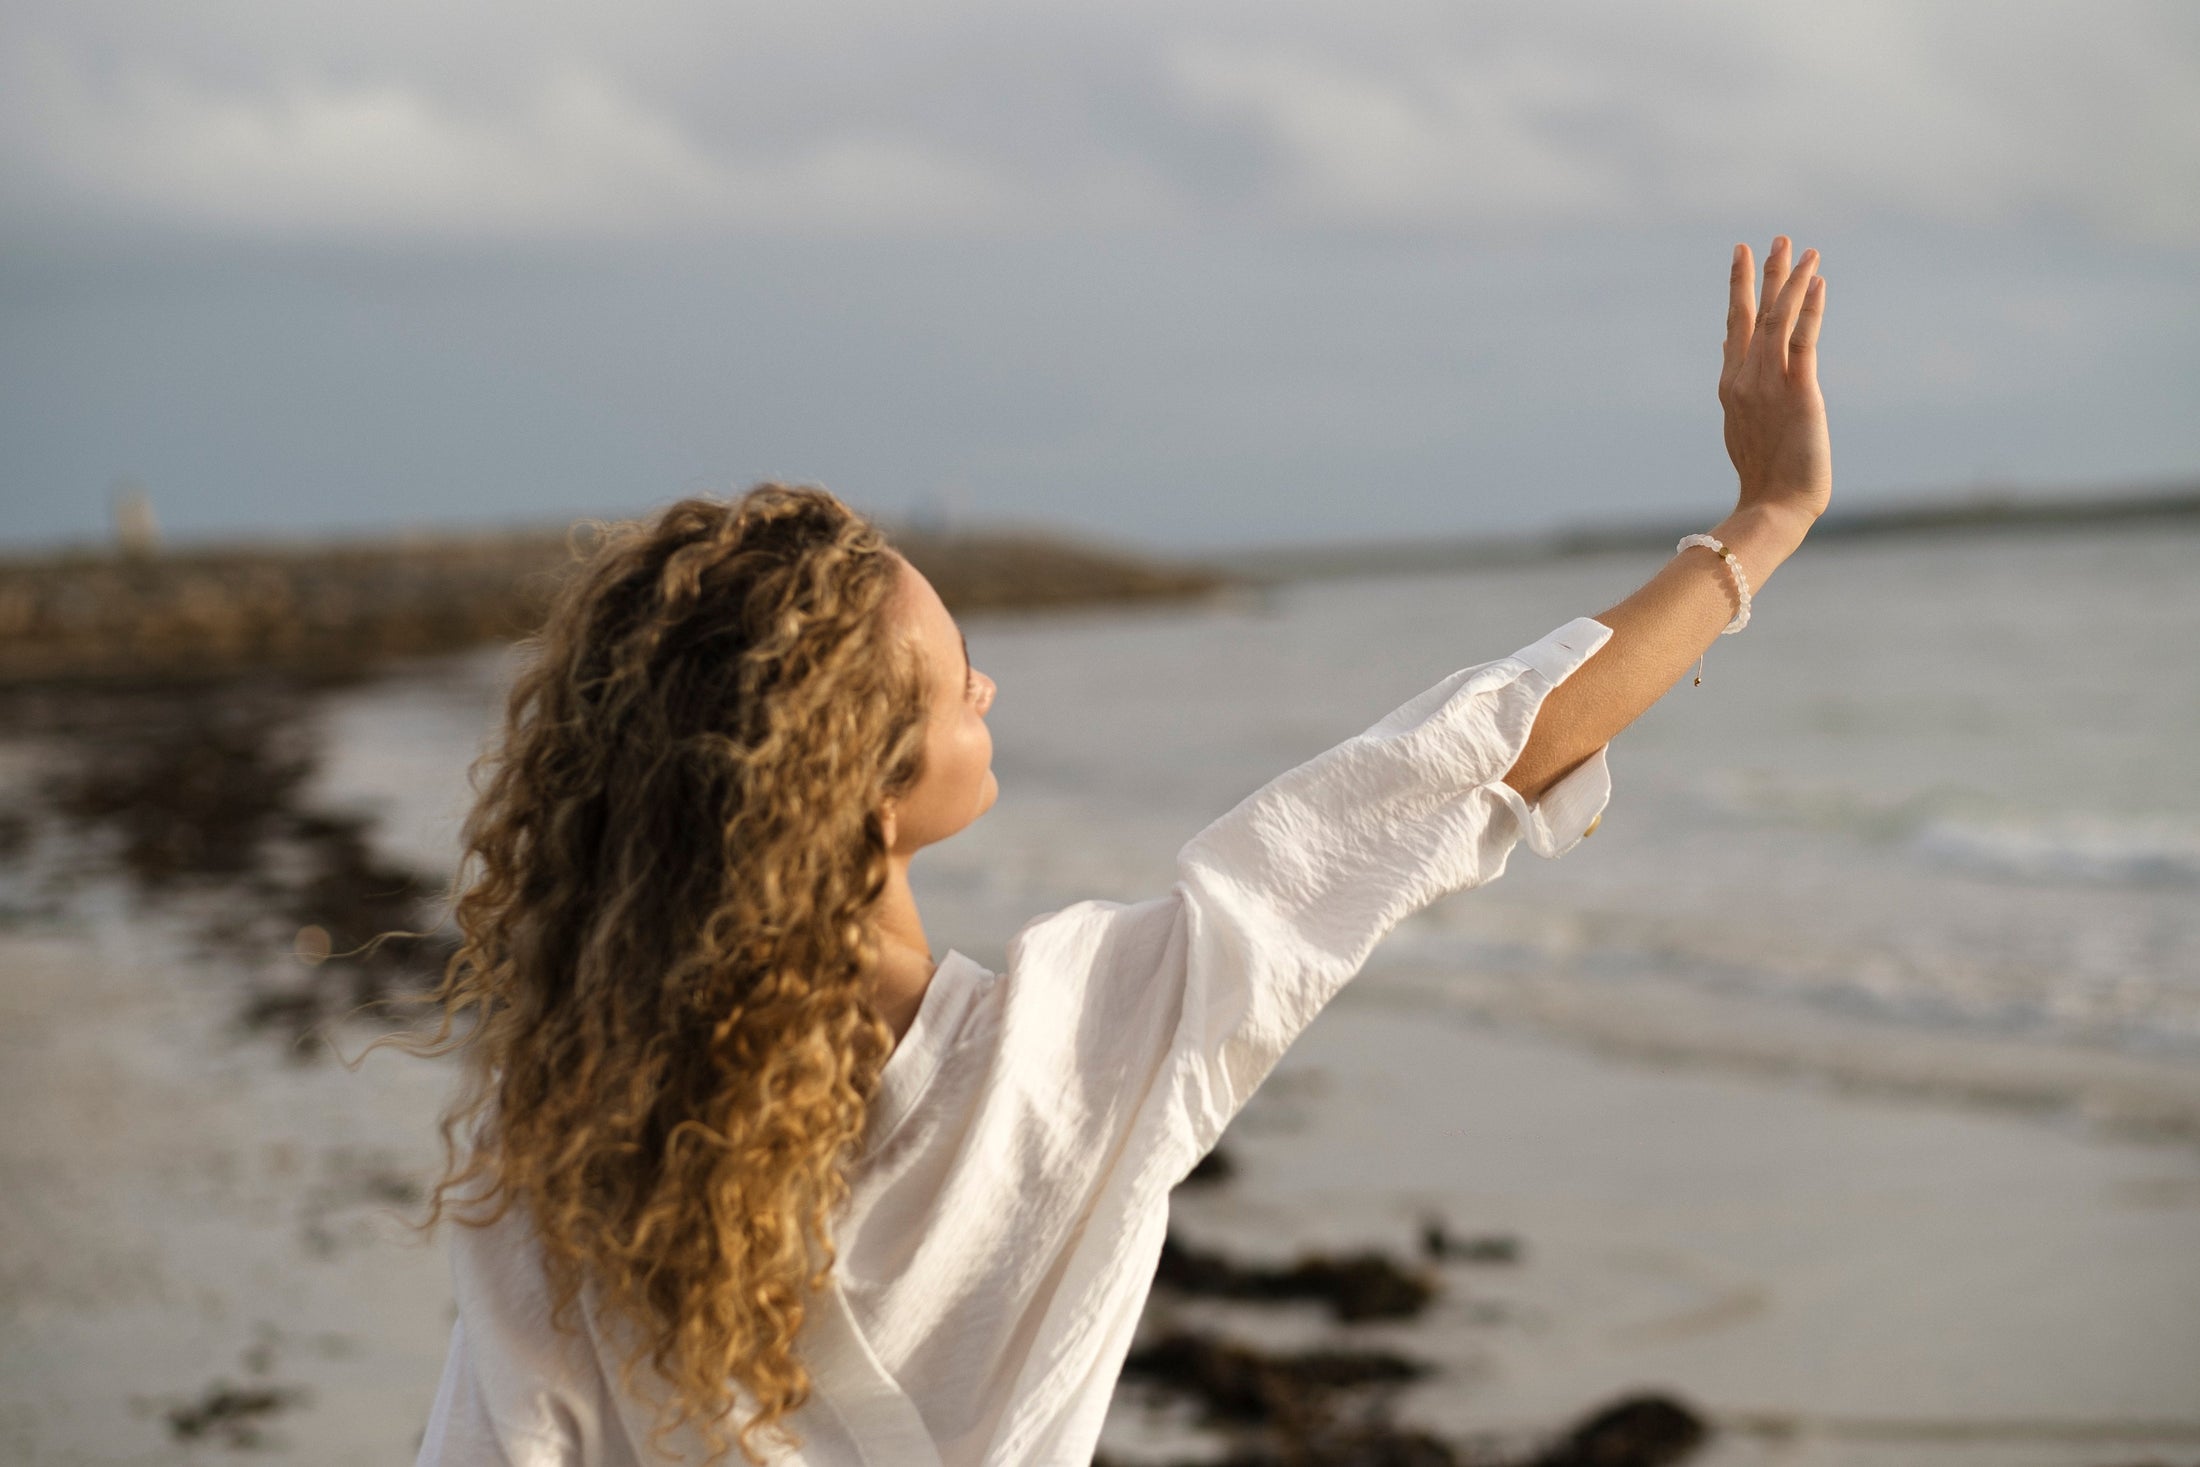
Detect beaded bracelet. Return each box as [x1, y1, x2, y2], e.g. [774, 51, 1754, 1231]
[1676, 533, 1752, 686]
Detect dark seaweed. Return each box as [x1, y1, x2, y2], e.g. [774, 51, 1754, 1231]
[1156, 1230, 1438, 1323]
[164, 1380, 309, 1449]
[0, 678, 456, 1055]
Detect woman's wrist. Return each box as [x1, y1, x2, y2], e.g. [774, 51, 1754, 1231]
[1706, 501, 1814, 597]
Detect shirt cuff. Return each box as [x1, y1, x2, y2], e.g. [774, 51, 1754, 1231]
[1491, 743, 1611, 858]
[1509, 614, 1613, 686]
[1488, 614, 1614, 859]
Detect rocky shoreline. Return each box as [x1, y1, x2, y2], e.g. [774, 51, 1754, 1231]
[1212, 480, 2200, 584]
[0, 521, 1232, 687]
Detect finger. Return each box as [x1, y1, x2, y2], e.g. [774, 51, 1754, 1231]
[1762, 248, 1820, 374]
[1722, 242, 1754, 376]
[1756, 236, 1792, 340]
[1790, 275, 1826, 382]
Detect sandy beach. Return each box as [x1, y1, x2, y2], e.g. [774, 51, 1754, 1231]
[4, 917, 2197, 1465]
[1124, 983, 2200, 1466]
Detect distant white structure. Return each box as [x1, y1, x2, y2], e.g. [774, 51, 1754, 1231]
[113, 479, 160, 556]
[911, 480, 974, 535]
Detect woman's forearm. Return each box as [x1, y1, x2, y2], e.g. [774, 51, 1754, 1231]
[1499, 501, 1817, 805]
[1500, 234, 1831, 808]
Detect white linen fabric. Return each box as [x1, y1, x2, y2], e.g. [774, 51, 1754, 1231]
[414, 614, 1616, 1467]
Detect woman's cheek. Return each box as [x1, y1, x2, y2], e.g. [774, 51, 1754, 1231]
[972, 728, 997, 808]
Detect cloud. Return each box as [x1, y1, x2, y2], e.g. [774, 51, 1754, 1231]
[3, 52, 686, 239]
[0, 44, 1040, 241]
[0, 0, 2194, 248]
[1164, 44, 1626, 226]
[1159, 2, 2200, 243]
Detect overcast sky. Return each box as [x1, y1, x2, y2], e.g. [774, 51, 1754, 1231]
[3, 0, 2196, 553]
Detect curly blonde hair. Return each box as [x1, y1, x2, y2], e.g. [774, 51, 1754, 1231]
[375, 484, 932, 1463]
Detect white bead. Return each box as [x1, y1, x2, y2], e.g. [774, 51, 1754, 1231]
[1676, 532, 1751, 635]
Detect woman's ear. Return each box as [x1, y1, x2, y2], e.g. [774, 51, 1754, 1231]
[878, 800, 898, 853]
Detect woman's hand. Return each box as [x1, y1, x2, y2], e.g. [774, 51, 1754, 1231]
[1720, 236, 1831, 524]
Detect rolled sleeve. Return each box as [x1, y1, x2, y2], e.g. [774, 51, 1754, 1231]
[1488, 615, 1614, 858]
[1157, 613, 1616, 1162]
[1491, 743, 1611, 858]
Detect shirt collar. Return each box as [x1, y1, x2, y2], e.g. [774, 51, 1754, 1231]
[861, 948, 987, 1156]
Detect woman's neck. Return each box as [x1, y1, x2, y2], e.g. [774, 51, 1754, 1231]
[870, 855, 935, 1044]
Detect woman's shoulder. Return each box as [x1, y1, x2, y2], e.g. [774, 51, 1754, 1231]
[444, 1193, 552, 1316]
[1000, 895, 1182, 991]
[444, 1193, 601, 1363]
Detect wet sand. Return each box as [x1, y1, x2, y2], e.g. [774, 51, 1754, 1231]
[1105, 988, 2200, 1466]
[0, 927, 459, 1465]
[5, 917, 2199, 1465]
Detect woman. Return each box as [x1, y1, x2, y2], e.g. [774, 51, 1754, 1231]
[402, 238, 1829, 1465]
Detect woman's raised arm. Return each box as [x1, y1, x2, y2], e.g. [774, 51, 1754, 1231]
[1503, 236, 1832, 804]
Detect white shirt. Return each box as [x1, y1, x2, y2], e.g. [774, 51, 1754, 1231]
[414, 614, 1616, 1467]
